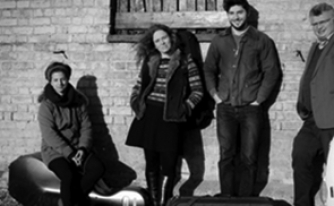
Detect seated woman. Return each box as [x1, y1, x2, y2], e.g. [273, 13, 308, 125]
[37, 62, 105, 206]
[126, 24, 204, 206]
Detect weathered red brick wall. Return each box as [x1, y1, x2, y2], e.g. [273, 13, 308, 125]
[0, 0, 333, 204]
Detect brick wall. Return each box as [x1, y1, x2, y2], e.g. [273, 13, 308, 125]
[0, 0, 333, 204]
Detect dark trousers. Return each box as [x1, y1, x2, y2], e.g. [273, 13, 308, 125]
[144, 149, 179, 177]
[49, 155, 104, 206]
[292, 117, 334, 206]
[216, 104, 263, 197]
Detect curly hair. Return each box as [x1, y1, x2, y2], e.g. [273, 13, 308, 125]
[223, 0, 250, 13]
[135, 24, 179, 65]
[309, 3, 334, 17]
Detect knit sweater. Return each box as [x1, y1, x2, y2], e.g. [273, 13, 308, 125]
[130, 49, 204, 121]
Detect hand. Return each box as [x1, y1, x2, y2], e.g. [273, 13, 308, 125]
[213, 94, 222, 104]
[184, 100, 195, 116]
[72, 149, 85, 167]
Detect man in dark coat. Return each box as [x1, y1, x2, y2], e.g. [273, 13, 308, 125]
[292, 3, 334, 206]
[203, 0, 280, 197]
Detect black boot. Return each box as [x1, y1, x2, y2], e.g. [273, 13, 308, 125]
[159, 176, 174, 206]
[146, 172, 160, 206]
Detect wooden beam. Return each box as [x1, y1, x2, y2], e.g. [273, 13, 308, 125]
[118, 0, 129, 12]
[135, 0, 145, 12]
[115, 11, 228, 29]
[144, 0, 153, 12]
[130, 0, 136, 11]
[179, 0, 196, 11]
[129, 0, 145, 12]
[197, 0, 206, 11]
[153, 0, 162, 12]
[207, 0, 216, 11]
[187, 0, 196, 11]
[217, 0, 224, 11]
[107, 33, 217, 43]
[179, 0, 187, 11]
[110, 0, 117, 34]
[163, 0, 177, 12]
[107, 34, 142, 43]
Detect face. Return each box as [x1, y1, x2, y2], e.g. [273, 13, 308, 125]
[153, 29, 172, 55]
[310, 10, 334, 41]
[50, 71, 69, 96]
[227, 5, 248, 31]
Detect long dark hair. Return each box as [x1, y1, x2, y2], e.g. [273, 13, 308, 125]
[135, 24, 180, 66]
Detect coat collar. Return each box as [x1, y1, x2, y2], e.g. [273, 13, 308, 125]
[219, 26, 258, 41]
[307, 34, 334, 78]
[147, 49, 182, 81]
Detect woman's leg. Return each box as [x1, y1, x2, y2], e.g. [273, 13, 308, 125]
[144, 149, 160, 206]
[159, 151, 179, 206]
[49, 158, 78, 206]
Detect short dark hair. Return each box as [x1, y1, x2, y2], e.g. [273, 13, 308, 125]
[309, 3, 334, 17]
[223, 0, 250, 13]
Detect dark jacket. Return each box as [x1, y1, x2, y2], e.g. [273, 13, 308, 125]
[204, 26, 280, 106]
[130, 49, 203, 122]
[38, 90, 92, 166]
[297, 35, 334, 129]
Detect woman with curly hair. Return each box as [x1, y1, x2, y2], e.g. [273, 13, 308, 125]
[126, 24, 204, 206]
[38, 62, 105, 206]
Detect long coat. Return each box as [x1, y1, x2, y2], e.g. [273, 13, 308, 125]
[38, 91, 92, 166]
[297, 35, 334, 129]
[126, 49, 203, 152]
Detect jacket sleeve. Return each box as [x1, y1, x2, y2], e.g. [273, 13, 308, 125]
[38, 102, 74, 158]
[203, 37, 220, 98]
[130, 75, 142, 109]
[77, 104, 93, 152]
[256, 36, 281, 104]
[186, 54, 204, 112]
[130, 60, 144, 113]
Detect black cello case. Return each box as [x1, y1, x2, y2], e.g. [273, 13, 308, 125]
[167, 196, 274, 206]
[8, 153, 150, 206]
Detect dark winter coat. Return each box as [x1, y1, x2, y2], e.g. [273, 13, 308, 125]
[38, 85, 92, 166]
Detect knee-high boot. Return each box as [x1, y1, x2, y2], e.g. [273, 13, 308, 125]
[146, 172, 160, 206]
[159, 176, 174, 206]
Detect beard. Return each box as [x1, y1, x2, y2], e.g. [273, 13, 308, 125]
[231, 20, 249, 31]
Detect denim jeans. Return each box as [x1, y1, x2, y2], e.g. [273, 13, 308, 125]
[292, 117, 334, 206]
[216, 104, 263, 197]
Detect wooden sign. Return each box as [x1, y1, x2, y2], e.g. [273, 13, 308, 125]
[108, 0, 230, 42]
